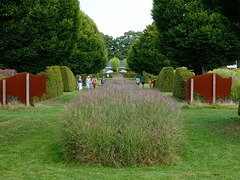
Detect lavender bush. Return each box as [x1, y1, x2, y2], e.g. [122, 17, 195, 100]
[62, 78, 183, 167]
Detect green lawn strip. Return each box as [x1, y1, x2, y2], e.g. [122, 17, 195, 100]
[0, 89, 240, 179]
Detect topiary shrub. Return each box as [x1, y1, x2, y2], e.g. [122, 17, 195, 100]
[42, 66, 64, 100]
[60, 66, 77, 92]
[173, 68, 195, 100]
[158, 67, 174, 92]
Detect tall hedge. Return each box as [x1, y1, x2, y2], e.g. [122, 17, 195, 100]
[60, 66, 77, 92]
[173, 68, 195, 100]
[157, 67, 174, 92]
[42, 66, 64, 100]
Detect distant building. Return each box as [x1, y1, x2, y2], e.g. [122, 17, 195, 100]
[102, 60, 126, 73]
[227, 61, 237, 70]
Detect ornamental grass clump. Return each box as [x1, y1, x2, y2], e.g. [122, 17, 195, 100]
[62, 78, 183, 167]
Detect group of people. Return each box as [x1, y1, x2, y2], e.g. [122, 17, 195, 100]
[136, 75, 152, 88]
[77, 75, 106, 90]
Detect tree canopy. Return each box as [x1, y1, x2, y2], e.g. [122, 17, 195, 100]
[0, 0, 80, 74]
[0, 0, 107, 75]
[101, 31, 141, 61]
[70, 11, 108, 75]
[152, 0, 240, 75]
[127, 24, 169, 75]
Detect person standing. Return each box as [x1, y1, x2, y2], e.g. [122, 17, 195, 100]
[141, 75, 145, 88]
[92, 76, 98, 89]
[148, 76, 152, 88]
[136, 77, 140, 86]
[101, 76, 106, 85]
[77, 76, 82, 90]
[86, 76, 91, 90]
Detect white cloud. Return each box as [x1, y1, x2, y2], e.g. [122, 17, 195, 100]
[79, 0, 153, 38]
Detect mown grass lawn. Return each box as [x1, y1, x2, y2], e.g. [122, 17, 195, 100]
[0, 89, 240, 179]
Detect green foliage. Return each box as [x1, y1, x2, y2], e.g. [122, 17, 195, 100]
[113, 31, 142, 60]
[42, 66, 64, 100]
[70, 11, 108, 75]
[62, 79, 183, 167]
[0, 0, 81, 74]
[157, 67, 174, 92]
[110, 57, 120, 71]
[209, 68, 240, 84]
[230, 82, 240, 101]
[201, 0, 240, 23]
[127, 24, 169, 75]
[60, 66, 77, 92]
[152, 0, 240, 75]
[173, 68, 195, 100]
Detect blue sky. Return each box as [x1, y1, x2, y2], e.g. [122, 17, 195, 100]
[79, 0, 154, 38]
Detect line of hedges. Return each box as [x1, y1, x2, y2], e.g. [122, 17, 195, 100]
[60, 66, 77, 92]
[173, 68, 195, 100]
[156, 67, 174, 92]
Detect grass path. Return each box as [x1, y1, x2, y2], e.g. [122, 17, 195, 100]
[0, 88, 240, 179]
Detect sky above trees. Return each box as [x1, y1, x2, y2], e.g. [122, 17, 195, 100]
[80, 0, 153, 38]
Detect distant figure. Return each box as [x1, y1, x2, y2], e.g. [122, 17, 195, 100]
[86, 76, 91, 90]
[107, 74, 109, 78]
[148, 76, 152, 88]
[77, 76, 82, 90]
[141, 75, 145, 88]
[136, 77, 140, 86]
[101, 76, 106, 85]
[92, 76, 98, 89]
[111, 74, 113, 78]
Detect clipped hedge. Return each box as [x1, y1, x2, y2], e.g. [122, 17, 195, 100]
[42, 66, 64, 100]
[173, 68, 195, 100]
[60, 66, 77, 92]
[157, 67, 174, 92]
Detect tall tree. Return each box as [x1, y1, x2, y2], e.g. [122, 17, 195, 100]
[152, 0, 240, 75]
[0, 0, 80, 74]
[70, 11, 108, 75]
[127, 24, 169, 75]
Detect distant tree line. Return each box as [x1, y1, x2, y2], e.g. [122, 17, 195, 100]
[0, 0, 107, 75]
[101, 31, 142, 60]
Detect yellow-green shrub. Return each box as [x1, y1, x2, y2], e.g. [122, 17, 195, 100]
[42, 66, 63, 100]
[157, 67, 174, 92]
[230, 82, 240, 101]
[60, 66, 77, 92]
[173, 68, 195, 100]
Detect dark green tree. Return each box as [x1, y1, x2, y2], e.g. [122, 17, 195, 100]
[70, 11, 108, 75]
[0, 0, 80, 74]
[127, 24, 169, 75]
[152, 0, 240, 75]
[200, 0, 240, 23]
